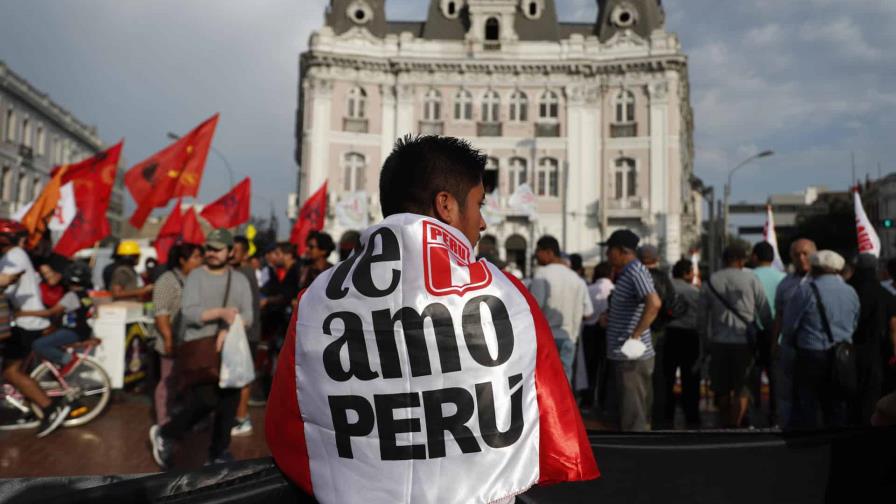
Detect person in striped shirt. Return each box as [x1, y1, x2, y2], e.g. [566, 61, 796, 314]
[600, 229, 661, 431]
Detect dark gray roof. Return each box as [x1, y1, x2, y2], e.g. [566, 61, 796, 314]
[596, 0, 665, 42]
[325, 0, 388, 37]
[514, 0, 560, 41]
[421, 0, 467, 40]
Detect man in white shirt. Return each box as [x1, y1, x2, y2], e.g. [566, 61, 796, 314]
[532, 235, 594, 382]
[0, 220, 70, 437]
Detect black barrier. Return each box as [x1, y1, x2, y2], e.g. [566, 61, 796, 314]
[2, 428, 895, 504]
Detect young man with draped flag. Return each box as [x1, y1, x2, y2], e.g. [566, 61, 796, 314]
[265, 136, 598, 504]
[199, 177, 251, 229]
[21, 142, 122, 254]
[126, 114, 218, 229]
[289, 181, 326, 256]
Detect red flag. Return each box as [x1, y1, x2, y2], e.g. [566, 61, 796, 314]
[182, 206, 205, 245]
[289, 181, 327, 255]
[199, 177, 250, 229]
[126, 114, 219, 228]
[154, 201, 184, 265]
[53, 142, 123, 257]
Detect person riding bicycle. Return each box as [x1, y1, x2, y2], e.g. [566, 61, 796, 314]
[20, 261, 95, 367]
[0, 219, 71, 437]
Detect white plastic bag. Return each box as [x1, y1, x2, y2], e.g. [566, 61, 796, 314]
[219, 314, 255, 389]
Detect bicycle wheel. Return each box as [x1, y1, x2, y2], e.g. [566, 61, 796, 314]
[30, 357, 112, 427]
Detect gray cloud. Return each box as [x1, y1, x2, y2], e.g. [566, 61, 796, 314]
[1, 0, 894, 235]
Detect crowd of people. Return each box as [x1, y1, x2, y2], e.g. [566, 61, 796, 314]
[510, 228, 896, 432]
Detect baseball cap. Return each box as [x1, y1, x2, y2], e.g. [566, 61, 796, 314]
[599, 229, 640, 251]
[206, 229, 234, 250]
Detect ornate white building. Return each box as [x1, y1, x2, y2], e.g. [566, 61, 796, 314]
[296, 0, 697, 271]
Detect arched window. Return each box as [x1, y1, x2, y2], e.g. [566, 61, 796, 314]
[482, 90, 500, 123]
[509, 157, 527, 188]
[343, 153, 366, 192]
[0, 166, 12, 201]
[35, 126, 45, 156]
[539, 90, 559, 120]
[424, 89, 442, 121]
[485, 17, 500, 41]
[537, 158, 559, 197]
[454, 89, 473, 120]
[614, 158, 637, 199]
[615, 90, 635, 123]
[22, 118, 31, 147]
[17, 172, 29, 203]
[484, 157, 499, 193]
[509, 91, 528, 122]
[347, 86, 367, 119]
[5, 109, 15, 142]
[447, 1, 456, 16]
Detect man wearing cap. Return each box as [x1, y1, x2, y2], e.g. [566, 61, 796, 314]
[149, 229, 255, 468]
[781, 250, 859, 430]
[601, 229, 661, 431]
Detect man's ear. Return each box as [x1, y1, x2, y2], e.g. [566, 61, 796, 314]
[433, 191, 456, 225]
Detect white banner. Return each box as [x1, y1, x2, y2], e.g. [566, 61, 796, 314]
[854, 190, 881, 257]
[333, 191, 369, 230]
[481, 190, 503, 226]
[293, 214, 539, 504]
[763, 205, 785, 271]
[508, 183, 536, 218]
[13, 182, 76, 232]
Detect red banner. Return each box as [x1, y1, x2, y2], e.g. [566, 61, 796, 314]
[289, 181, 327, 256]
[200, 177, 250, 229]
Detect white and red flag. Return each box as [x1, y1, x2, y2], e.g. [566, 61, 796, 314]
[762, 205, 785, 271]
[266, 213, 598, 504]
[854, 188, 881, 257]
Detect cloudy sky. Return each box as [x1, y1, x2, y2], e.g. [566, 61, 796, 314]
[1, 0, 894, 235]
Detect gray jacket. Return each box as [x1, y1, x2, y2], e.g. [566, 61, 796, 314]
[698, 267, 773, 345]
[181, 266, 254, 342]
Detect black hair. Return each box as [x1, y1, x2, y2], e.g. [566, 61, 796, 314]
[752, 241, 775, 263]
[233, 235, 250, 251]
[591, 261, 613, 282]
[379, 135, 486, 217]
[276, 241, 297, 258]
[672, 258, 694, 279]
[167, 242, 203, 271]
[535, 235, 561, 257]
[569, 253, 583, 272]
[722, 244, 748, 264]
[308, 231, 335, 254]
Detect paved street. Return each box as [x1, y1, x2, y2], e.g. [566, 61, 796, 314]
[0, 393, 269, 478]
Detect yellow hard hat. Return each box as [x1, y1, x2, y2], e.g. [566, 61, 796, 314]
[116, 240, 141, 256]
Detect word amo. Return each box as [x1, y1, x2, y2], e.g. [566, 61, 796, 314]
[329, 374, 524, 460]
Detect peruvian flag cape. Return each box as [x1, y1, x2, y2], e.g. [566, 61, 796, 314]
[266, 214, 598, 504]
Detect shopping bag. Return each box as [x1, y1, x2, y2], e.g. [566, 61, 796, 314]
[219, 314, 255, 389]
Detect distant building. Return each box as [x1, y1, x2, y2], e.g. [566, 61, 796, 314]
[296, 0, 698, 270]
[0, 60, 124, 237]
[728, 186, 828, 241]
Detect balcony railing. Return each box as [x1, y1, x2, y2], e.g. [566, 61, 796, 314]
[343, 117, 368, 134]
[419, 120, 444, 136]
[477, 122, 502, 137]
[607, 197, 643, 210]
[610, 122, 637, 138]
[535, 122, 560, 138]
[483, 41, 502, 51]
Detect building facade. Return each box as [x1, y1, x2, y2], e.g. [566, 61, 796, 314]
[0, 60, 125, 237]
[296, 0, 697, 269]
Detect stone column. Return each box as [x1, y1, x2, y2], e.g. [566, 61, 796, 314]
[304, 77, 332, 201]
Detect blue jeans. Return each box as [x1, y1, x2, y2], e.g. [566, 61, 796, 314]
[555, 337, 576, 383]
[32, 328, 79, 365]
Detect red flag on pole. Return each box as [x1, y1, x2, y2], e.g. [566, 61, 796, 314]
[199, 177, 250, 229]
[53, 142, 124, 257]
[289, 181, 327, 256]
[154, 201, 184, 265]
[126, 114, 219, 228]
[182, 206, 205, 245]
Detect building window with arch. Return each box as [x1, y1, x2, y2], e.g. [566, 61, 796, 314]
[611, 90, 637, 137]
[22, 118, 31, 148]
[424, 89, 442, 121]
[481, 90, 500, 122]
[0, 166, 11, 201]
[343, 152, 366, 192]
[614, 157, 637, 199]
[454, 89, 473, 120]
[539, 90, 559, 120]
[509, 91, 528, 122]
[509, 157, 527, 189]
[17, 172, 29, 204]
[4, 109, 15, 142]
[484, 157, 499, 193]
[536, 157, 559, 197]
[485, 17, 500, 41]
[442, 0, 461, 18]
[521, 0, 543, 20]
[347, 86, 367, 119]
[35, 125, 45, 156]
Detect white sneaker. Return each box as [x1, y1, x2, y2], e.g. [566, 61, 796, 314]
[230, 417, 253, 437]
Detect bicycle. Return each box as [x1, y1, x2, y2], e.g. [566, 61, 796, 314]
[0, 338, 112, 430]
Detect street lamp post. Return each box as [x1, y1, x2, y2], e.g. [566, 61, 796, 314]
[166, 132, 235, 188]
[722, 150, 774, 245]
[690, 176, 717, 272]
